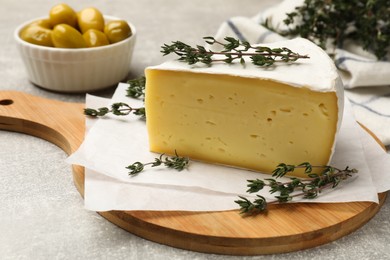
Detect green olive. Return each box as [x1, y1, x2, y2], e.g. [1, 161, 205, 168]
[104, 20, 132, 44]
[28, 18, 52, 29]
[77, 7, 105, 34]
[51, 24, 87, 48]
[49, 3, 77, 27]
[20, 25, 54, 47]
[83, 29, 109, 47]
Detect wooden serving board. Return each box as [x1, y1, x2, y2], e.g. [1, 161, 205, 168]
[0, 91, 387, 255]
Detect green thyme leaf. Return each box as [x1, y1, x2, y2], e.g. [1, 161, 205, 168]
[265, 0, 390, 59]
[161, 36, 309, 67]
[84, 102, 145, 119]
[236, 163, 357, 215]
[126, 151, 189, 176]
[126, 76, 146, 99]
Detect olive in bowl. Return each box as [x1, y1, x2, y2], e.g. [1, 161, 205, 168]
[14, 5, 136, 93]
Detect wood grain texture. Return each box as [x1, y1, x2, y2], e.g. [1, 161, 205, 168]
[0, 90, 387, 255]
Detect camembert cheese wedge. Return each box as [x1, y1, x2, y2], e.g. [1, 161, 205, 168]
[145, 38, 344, 177]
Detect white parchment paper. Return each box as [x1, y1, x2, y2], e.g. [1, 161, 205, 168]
[66, 83, 390, 211]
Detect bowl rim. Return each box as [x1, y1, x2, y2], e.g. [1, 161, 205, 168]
[14, 15, 136, 52]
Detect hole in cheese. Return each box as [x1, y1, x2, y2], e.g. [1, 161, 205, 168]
[279, 107, 292, 113]
[205, 120, 216, 126]
[319, 103, 329, 116]
[197, 98, 204, 104]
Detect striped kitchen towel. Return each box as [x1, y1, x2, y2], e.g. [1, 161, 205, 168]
[213, 0, 390, 150]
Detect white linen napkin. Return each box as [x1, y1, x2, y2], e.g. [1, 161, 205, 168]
[212, 0, 390, 148]
[66, 83, 390, 212]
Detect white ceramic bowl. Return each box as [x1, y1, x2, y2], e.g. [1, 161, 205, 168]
[14, 16, 136, 93]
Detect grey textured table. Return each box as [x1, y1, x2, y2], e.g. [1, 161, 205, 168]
[1, 0, 389, 259]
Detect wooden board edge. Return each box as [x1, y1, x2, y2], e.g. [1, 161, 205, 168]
[96, 193, 387, 255]
[72, 165, 387, 255]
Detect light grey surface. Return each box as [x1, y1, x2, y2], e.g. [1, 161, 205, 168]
[0, 0, 389, 259]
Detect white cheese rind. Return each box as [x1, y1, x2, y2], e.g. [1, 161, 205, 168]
[152, 38, 341, 93]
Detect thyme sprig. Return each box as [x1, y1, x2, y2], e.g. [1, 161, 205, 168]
[270, 0, 390, 59]
[126, 76, 146, 99]
[84, 102, 145, 118]
[161, 36, 309, 67]
[126, 151, 189, 176]
[84, 76, 147, 118]
[235, 162, 358, 215]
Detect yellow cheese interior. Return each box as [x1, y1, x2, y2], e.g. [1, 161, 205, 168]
[145, 69, 338, 177]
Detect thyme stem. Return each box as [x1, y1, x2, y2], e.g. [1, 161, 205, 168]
[236, 162, 358, 215]
[171, 50, 307, 59]
[126, 151, 189, 176]
[267, 0, 390, 59]
[161, 36, 309, 67]
[126, 76, 146, 99]
[84, 102, 145, 118]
